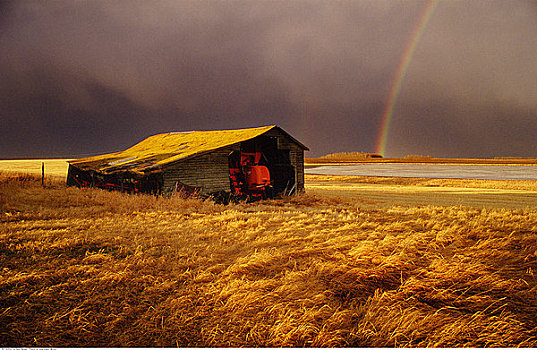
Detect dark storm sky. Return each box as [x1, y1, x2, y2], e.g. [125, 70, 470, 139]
[1, 0, 536, 158]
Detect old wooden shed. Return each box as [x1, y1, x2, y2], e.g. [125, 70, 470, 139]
[67, 125, 309, 198]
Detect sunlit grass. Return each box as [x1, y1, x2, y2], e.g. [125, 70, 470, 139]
[1, 172, 537, 347]
[306, 174, 537, 209]
[0, 159, 71, 177]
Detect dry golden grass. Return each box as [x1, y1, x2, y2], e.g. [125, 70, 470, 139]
[1, 172, 537, 347]
[0, 159, 71, 177]
[306, 174, 537, 210]
[306, 174, 537, 190]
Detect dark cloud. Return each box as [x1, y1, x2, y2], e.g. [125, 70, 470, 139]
[0, 0, 536, 158]
[389, 0, 537, 157]
[390, 98, 537, 158]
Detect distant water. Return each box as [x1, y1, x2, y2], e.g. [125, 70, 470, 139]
[305, 164, 537, 181]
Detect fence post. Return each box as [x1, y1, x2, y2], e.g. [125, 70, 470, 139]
[41, 162, 45, 187]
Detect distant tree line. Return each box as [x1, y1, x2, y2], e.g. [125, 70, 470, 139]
[310, 152, 383, 162]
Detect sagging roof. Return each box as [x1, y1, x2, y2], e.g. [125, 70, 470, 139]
[68, 125, 308, 174]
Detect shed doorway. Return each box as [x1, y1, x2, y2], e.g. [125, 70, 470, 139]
[229, 135, 296, 197]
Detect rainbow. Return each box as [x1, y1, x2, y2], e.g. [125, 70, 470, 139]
[375, 0, 440, 156]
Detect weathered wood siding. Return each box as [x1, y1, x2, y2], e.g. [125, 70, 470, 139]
[162, 145, 238, 194]
[293, 146, 305, 191]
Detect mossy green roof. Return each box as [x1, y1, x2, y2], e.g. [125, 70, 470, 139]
[69, 125, 285, 174]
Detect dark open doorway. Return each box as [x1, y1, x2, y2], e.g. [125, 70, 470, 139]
[229, 135, 296, 197]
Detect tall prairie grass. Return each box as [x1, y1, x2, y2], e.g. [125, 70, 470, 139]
[1, 172, 537, 347]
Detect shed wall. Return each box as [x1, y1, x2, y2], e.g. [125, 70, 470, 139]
[162, 145, 238, 194]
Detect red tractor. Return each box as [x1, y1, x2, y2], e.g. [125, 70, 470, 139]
[229, 151, 273, 200]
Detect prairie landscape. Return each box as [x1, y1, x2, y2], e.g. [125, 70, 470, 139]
[1, 162, 537, 347]
[3, 0, 537, 347]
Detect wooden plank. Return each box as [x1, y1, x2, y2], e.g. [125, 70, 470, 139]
[162, 146, 235, 194]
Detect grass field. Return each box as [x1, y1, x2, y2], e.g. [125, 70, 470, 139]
[1, 168, 537, 347]
[307, 175, 537, 210]
[0, 159, 71, 178]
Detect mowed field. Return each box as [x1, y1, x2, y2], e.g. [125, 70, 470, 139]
[0, 159, 72, 178]
[1, 161, 537, 347]
[307, 175, 537, 210]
